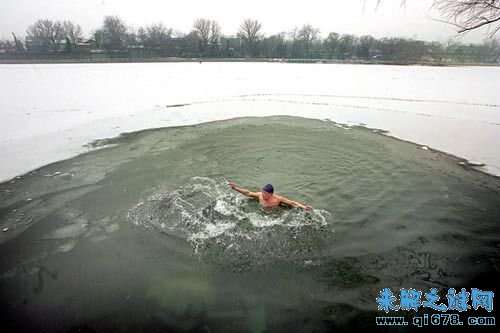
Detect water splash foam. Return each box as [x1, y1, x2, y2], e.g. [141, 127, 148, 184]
[127, 176, 333, 270]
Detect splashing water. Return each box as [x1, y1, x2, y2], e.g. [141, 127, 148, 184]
[127, 176, 333, 271]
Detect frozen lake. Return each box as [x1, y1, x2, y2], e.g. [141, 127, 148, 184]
[1, 62, 500, 181]
[1, 63, 500, 332]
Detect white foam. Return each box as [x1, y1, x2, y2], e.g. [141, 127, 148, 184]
[128, 176, 333, 251]
[189, 221, 236, 240]
[247, 212, 284, 228]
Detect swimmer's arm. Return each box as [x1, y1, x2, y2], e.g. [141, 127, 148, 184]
[279, 196, 312, 210]
[228, 181, 259, 199]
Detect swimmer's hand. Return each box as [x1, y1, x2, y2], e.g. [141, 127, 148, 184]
[298, 203, 313, 211]
[229, 181, 259, 199]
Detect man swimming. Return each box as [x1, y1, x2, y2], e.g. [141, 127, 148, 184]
[228, 181, 312, 210]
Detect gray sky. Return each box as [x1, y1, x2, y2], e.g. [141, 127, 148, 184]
[0, 0, 490, 43]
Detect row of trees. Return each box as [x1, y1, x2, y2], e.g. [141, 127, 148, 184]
[1, 16, 499, 63]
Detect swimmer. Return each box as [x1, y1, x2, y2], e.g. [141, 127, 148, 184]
[228, 181, 312, 210]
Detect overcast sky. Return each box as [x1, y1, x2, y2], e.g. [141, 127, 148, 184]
[0, 0, 490, 43]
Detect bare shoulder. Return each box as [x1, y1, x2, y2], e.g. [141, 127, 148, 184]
[275, 194, 288, 201]
[275, 194, 289, 203]
[276, 195, 294, 206]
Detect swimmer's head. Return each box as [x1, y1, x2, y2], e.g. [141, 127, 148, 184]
[262, 183, 274, 200]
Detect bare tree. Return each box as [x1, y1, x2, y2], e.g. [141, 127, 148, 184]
[297, 24, 320, 43]
[237, 18, 263, 56]
[209, 21, 221, 45]
[12, 32, 25, 52]
[193, 18, 212, 45]
[102, 16, 128, 50]
[26, 19, 64, 51]
[296, 24, 320, 58]
[373, 0, 500, 36]
[125, 27, 139, 47]
[62, 21, 83, 44]
[432, 0, 500, 36]
[0, 39, 13, 49]
[192, 18, 220, 54]
[139, 23, 172, 47]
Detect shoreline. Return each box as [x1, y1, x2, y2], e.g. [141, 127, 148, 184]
[0, 56, 499, 67]
[351, 123, 500, 182]
[1, 115, 499, 188]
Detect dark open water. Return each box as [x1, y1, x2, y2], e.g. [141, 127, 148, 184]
[1, 116, 499, 332]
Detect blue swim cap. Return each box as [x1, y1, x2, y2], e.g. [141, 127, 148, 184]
[262, 184, 274, 193]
